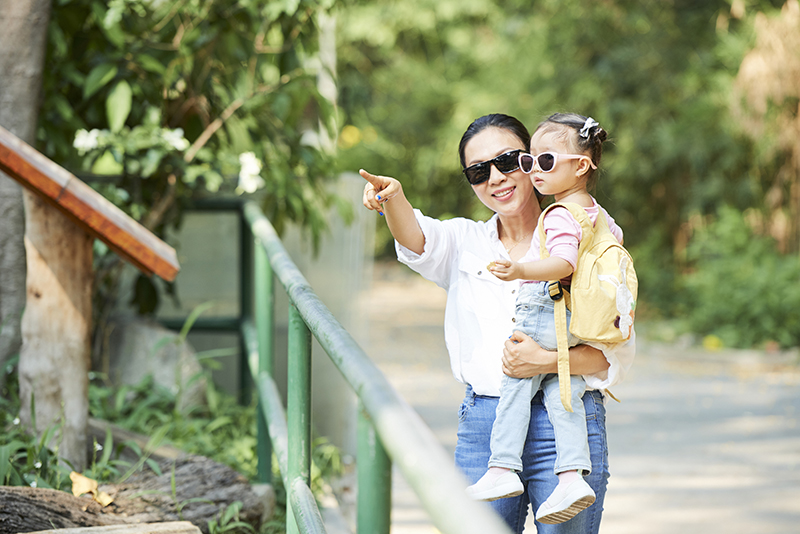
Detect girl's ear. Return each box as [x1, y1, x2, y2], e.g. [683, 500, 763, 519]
[575, 157, 593, 178]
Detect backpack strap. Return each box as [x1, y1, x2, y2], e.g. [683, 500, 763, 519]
[551, 285, 573, 411]
[536, 202, 595, 412]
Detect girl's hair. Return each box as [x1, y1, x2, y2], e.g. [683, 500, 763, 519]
[458, 113, 531, 169]
[534, 112, 608, 187]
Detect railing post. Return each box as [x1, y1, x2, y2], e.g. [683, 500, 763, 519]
[357, 402, 392, 534]
[240, 208, 255, 405]
[255, 238, 274, 483]
[287, 304, 312, 534]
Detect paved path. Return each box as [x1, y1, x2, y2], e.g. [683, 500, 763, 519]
[360, 261, 800, 533]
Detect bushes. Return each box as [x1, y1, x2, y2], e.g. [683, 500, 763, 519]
[678, 206, 800, 348]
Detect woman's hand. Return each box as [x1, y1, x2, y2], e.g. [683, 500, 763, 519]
[360, 169, 402, 213]
[502, 331, 611, 378]
[359, 168, 425, 255]
[502, 331, 556, 378]
[488, 259, 523, 281]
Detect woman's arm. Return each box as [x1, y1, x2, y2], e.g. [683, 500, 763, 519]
[501, 330, 610, 378]
[360, 169, 425, 255]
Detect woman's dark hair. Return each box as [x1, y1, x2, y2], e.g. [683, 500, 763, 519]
[458, 113, 531, 169]
[534, 112, 608, 186]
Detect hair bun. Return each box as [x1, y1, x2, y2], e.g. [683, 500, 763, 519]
[593, 126, 608, 143]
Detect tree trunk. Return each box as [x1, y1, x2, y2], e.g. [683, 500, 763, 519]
[0, 456, 269, 534]
[0, 0, 91, 471]
[0, 0, 50, 391]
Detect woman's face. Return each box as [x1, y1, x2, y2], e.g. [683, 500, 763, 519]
[463, 127, 537, 218]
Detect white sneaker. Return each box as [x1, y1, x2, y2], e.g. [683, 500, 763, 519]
[465, 470, 524, 501]
[535, 477, 596, 524]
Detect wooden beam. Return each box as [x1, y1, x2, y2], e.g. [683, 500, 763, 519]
[0, 125, 179, 281]
[26, 522, 202, 534]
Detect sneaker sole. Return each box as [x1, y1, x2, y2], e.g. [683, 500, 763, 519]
[480, 487, 524, 502]
[468, 483, 525, 502]
[536, 494, 596, 524]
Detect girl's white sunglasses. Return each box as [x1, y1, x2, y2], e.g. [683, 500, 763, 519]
[518, 152, 597, 173]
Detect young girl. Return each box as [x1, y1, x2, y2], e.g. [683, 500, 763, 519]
[465, 113, 625, 525]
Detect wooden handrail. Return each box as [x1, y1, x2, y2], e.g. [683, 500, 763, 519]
[0, 125, 179, 281]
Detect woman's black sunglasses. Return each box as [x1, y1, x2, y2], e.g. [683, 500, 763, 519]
[462, 149, 523, 185]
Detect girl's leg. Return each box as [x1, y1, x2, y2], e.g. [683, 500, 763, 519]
[489, 375, 544, 470]
[466, 375, 543, 501]
[455, 386, 529, 534]
[541, 375, 591, 475]
[535, 375, 594, 523]
[520, 389, 610, 534]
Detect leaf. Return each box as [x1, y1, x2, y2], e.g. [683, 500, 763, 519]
[0, 441, 27, 484]
[107, 80, 132, 133]
[91, 150, 124, 175]
[137, 54, 166, 74]
[70, 471, 115, 507]
[70, 471, 98, 497]
[84, 64, 118, 100]
[178, 301, 216, 343]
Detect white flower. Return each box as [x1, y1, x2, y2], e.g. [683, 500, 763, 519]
[95, 442, 104, 452]
[162, 128, 190, 151]
[12, 417, 20, 425]
[237, 152, 265, 194]
[74, 129, 101, 155]
[34, 461, 42, 469]
[30, 480, 37, 488]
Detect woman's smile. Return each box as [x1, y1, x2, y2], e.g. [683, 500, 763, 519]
[492, 186, 516, 200]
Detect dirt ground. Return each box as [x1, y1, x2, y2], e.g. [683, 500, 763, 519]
[359, 261, 800, 534]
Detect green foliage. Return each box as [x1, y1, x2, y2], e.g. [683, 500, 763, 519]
[335, 0, 794, 336]
[0, 356, 131, 491]
[679, 206, 800, 348]
[88, 372, 260, 477]
[208, 501, 256, 534]
[40, 0, 340, 245]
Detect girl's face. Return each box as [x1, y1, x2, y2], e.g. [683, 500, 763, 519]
[528, 128, 591, 201]
[464, 127, 537, 217]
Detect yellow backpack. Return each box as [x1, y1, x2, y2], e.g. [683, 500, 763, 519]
[537, 202, 637, 412]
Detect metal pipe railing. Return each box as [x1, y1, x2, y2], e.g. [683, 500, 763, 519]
[168, 197, 513, 534]
[242, 201, 513, 534]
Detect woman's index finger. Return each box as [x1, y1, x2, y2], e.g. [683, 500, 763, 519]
[359, 169, 383, 187]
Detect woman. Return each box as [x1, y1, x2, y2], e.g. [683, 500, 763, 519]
[360, 113, 634, 533]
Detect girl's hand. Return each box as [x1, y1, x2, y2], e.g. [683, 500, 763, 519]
[502, 331, 556, 378]
[360, 169, 402, 213]
[488, 259, 522, 281]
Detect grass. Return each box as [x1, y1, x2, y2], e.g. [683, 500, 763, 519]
[1, 351, 344, 534]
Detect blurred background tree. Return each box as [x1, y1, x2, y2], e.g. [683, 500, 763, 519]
[36, 0, 341, 323]
[335, 0, 800, 349]
[25, 0, 800, 351]
[40, 0, 339, 238]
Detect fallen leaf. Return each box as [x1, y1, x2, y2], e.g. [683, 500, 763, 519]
[70, 471, 114, 507]
[96, 490, 114, 507]
[70, 471, 97, 497]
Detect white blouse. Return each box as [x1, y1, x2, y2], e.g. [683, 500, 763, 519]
[396, 209, 636, 397]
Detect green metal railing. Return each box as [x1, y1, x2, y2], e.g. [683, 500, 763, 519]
[171, 199, 513, 534]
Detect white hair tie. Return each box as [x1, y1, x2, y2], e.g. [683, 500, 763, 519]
[579, 117, 599, 138]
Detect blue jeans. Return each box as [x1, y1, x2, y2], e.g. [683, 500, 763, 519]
[489, 281, 591, 474]
[456, 387, 609, 533]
